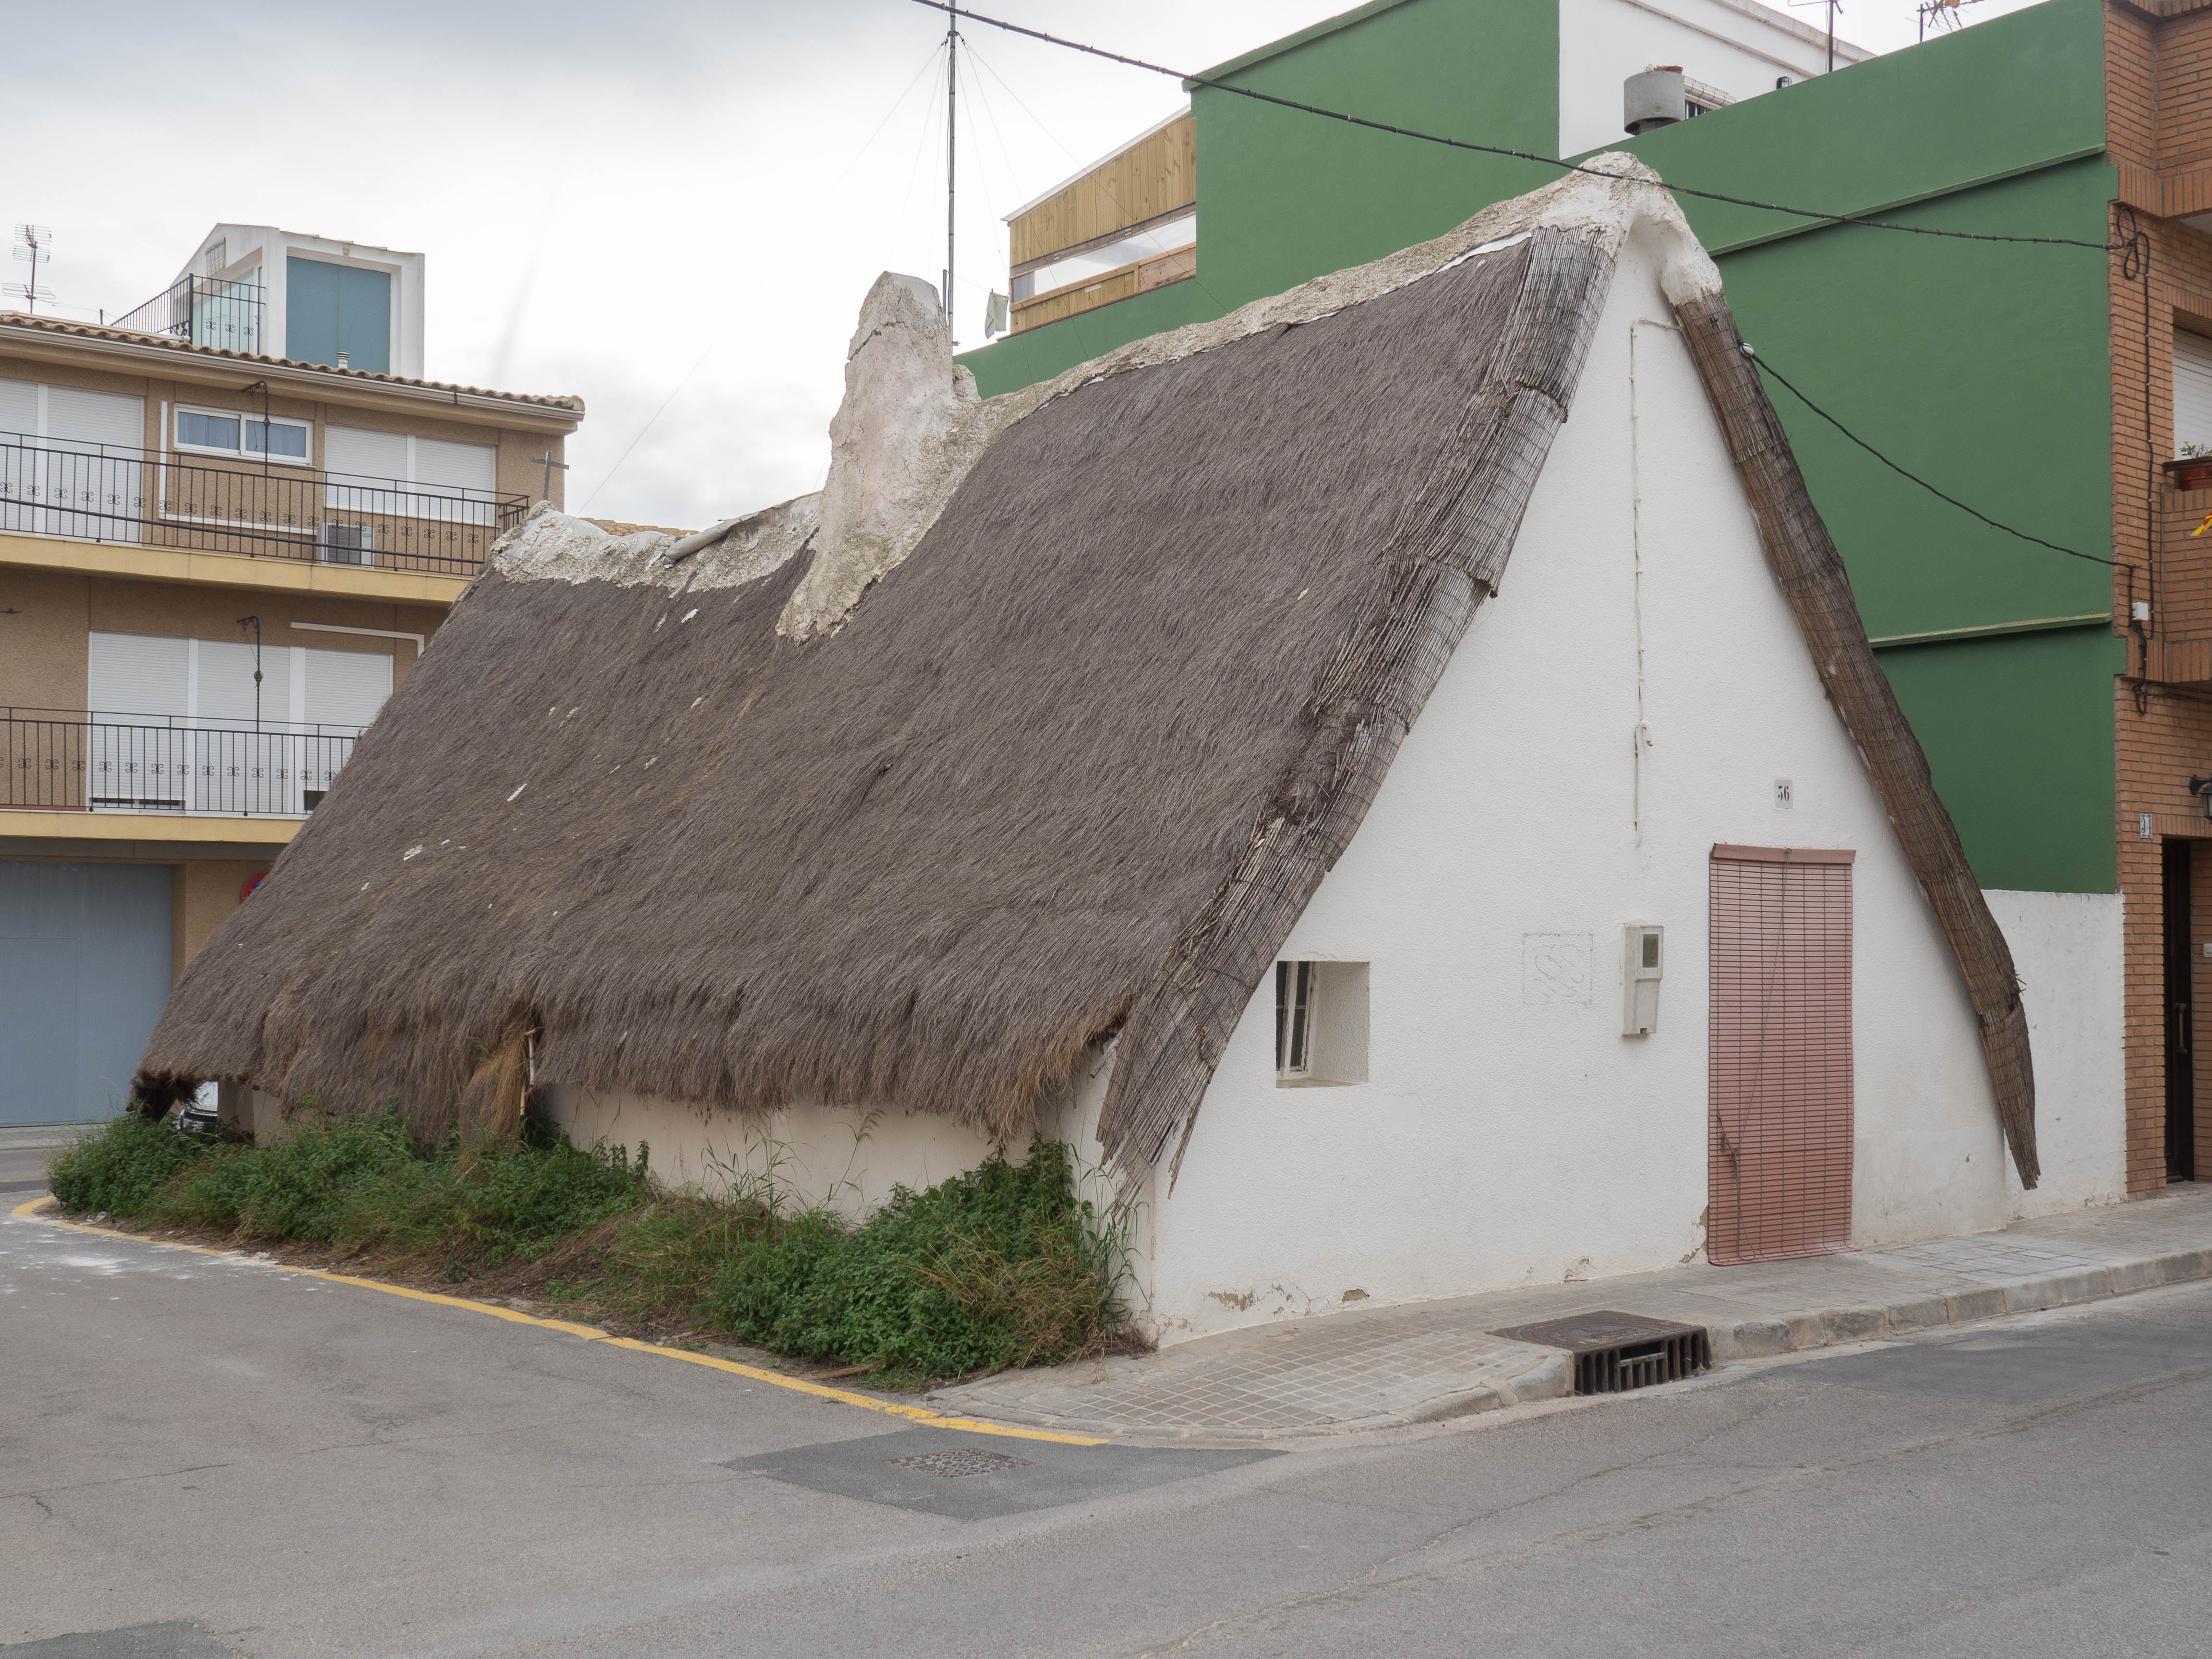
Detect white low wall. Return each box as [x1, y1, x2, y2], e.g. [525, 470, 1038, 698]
[542, 1084, 1005, 1217]
[1985, 888, 2128, 1219]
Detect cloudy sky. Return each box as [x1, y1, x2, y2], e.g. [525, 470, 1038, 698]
[12, 0, 2040, 532]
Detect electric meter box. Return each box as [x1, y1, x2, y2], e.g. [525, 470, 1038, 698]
[1623, 924, 1663, 1035]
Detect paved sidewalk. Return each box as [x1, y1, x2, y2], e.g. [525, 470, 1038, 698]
[927, 1188, 2212, 1441]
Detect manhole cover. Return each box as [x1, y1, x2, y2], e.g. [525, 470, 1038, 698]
[1489, 1310, 1710, 1395]
[887, 1448, 1036, 1479]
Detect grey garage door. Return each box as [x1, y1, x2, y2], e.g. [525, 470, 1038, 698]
[0, 861, 173, 1126]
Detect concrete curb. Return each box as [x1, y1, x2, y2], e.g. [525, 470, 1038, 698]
[1705, 1244, 2212, 1363]
[941, 1239, 2212, 1443]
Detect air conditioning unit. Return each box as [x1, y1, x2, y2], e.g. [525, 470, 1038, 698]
[317, 522, 373, 566]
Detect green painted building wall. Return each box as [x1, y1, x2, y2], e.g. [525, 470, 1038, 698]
[957, 0, 2118, 893]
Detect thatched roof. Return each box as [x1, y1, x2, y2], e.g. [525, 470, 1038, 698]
[134, 159, 2040, 1187]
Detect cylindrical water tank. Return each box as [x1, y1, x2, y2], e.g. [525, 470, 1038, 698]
[1623, 67, 1688, 135]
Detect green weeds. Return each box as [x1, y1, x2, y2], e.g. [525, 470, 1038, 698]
[46, 1110, 1130, 1387]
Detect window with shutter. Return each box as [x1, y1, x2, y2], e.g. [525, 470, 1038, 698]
[303, 648, 392, 730]
[46, 387, 144, 451]
[87, 633, 188, 720]
[0, 378, 38, 438]
[323, 425, 409, 481]
[2176, 329, 2212, 457]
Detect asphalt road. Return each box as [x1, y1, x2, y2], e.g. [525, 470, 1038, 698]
[7, 1203, 2212, 1659]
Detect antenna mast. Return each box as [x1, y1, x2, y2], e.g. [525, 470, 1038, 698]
[945, 4, 959, 347]
[9, 225, 54, 316]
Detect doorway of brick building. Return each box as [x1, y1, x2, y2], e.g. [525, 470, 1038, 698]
[2164, 838, 2198, 1183]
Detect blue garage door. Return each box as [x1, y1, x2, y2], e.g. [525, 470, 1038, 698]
[0, 862, 173, 1126]
[285, 256, 392, 374]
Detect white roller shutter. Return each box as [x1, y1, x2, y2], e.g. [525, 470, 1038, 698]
[303, 647, 392, 730]
[414, 436, 496, 493]
[0, 378, 35, 436]
[192, 638, 289, 727]
[2177, 329, 2212, 457]
[324, 424, 409, 480]
[45, 387, 143, 451]
[87, 632, 188, 719]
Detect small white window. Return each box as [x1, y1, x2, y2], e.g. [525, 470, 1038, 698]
[1274, 960, 1370, 1087]
[174, 404, 312, 465]
[1276, 961, 1317, 1078]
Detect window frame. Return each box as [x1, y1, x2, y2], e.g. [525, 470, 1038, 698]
[173, 402, 313, 466]
[1275, 960, 1318, 1081]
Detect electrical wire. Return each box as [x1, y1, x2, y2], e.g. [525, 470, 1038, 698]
[579, 345, 715, 513]
[831, 39, 951, 190]
[910, 0, 2119, 252]
[1748, 347, 2119, 568]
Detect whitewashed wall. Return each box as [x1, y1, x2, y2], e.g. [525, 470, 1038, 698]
[543, 1083, 1005, 1217]
[1133, 222, 2015, 1343]
[1557, 0, 1866, 159]
[1987, 890, 2128, 1219]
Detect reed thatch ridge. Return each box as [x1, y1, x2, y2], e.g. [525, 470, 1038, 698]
[133, 157, 2037, 1188]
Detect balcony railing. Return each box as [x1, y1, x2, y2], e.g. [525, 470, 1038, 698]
[0, 431, 527, 575]
[3, 710, 363, 817]
[108, 276, 265, 354]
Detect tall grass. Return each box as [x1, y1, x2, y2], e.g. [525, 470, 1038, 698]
[46, 1112, 1130, 1385]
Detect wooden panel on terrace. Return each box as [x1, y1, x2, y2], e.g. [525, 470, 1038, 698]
[1010, 113, 1195, 268]
[1010, 246, 1197, 336]
[2149, 481, 2212, 684]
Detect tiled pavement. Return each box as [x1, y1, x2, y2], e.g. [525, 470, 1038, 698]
[927, 1187, 2212, 1442]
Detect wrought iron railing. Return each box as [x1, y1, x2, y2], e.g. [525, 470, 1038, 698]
[0, 431, 526, 574]
[3, 710, 363, 817]
[109, 276, 265, 354]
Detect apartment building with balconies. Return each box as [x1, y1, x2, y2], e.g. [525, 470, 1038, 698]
[0, 225, 582, 1128]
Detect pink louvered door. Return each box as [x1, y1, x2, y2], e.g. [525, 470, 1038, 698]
[1707, 844, 1855, 1266]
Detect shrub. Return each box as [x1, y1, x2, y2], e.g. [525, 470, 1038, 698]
[711, 1140, 1126, 1384]
[45, 1113, 215, 1218]
[156, 1111, 649, 1260]
[159, 1110, 422, 1241]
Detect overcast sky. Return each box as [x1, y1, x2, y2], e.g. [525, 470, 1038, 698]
[12, 0, 2042, 532]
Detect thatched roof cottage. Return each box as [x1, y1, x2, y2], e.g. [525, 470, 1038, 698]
[136, 162, 2053, 1343]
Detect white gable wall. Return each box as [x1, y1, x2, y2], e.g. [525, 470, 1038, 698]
[1135, 224, 2013, 1345]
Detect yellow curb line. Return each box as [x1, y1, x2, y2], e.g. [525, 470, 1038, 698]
[8, 1194, 1104, 1446]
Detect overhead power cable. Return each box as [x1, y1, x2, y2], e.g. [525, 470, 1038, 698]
[909, 0, 2117, 252]
[1747, 346, 2119, 569]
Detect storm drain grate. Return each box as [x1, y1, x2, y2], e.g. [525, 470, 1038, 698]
[887, 1448, 1036, 1479]
[1489, 1310, 1711, 1395]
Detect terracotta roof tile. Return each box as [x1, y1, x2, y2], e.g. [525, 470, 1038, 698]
[0, 310, 584, 413]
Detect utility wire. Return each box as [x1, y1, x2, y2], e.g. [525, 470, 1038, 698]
[920, 3, 2121, 570]
[579, 345, 716, 513]
[909, 0, 2118, 252]
[1749, 347, 2119, 568]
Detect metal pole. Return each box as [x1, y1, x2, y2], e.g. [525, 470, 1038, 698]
[1827, 1, 1836, 73]
[946, 5, 959, 344]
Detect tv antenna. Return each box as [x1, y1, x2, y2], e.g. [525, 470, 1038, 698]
[1918, 0, 1975, 39]
[9, 224, 53, 315]
[1786, 0, 1840, 73]
[942, 4, 961, 348]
